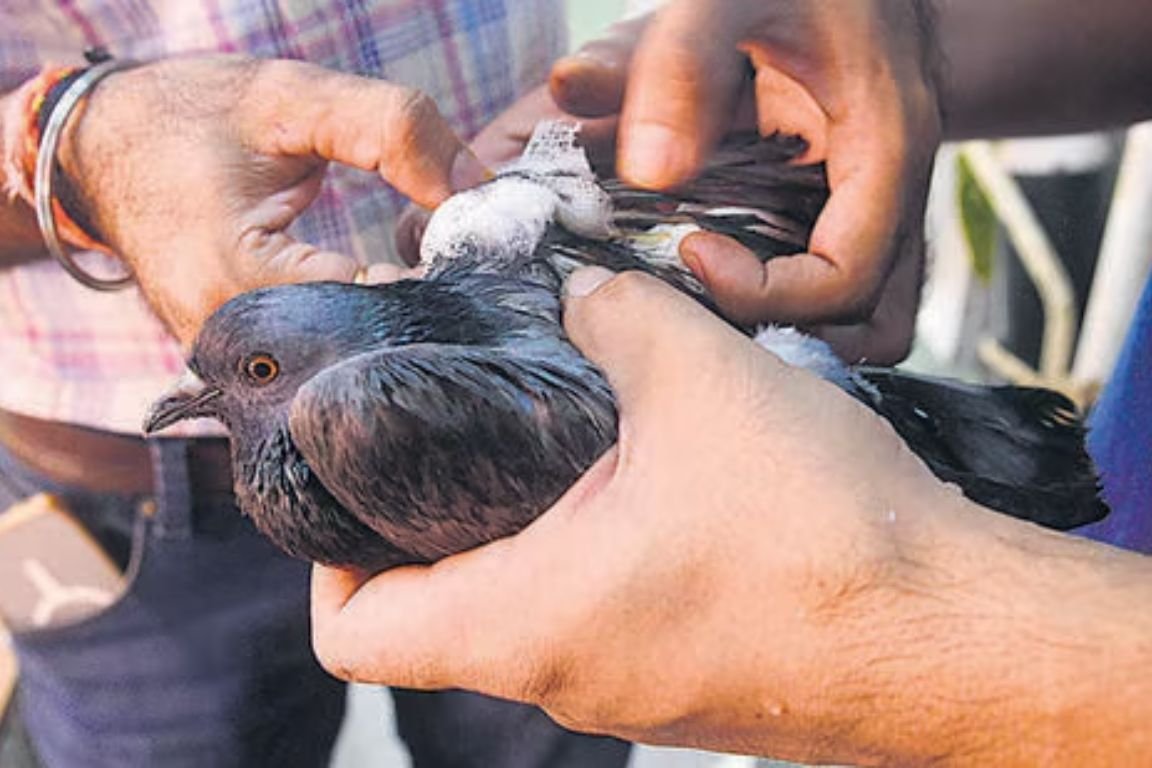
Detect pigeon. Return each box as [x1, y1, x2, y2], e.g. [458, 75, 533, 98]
[145, 123, 1108, 571]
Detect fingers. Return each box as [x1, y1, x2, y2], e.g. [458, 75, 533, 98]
[681, 221, 924, 365]
[562, 268, 773, 423]
[394, 204, 432, 266]
[679, 235, 884, 327]
[811, 226, 925, 365]
[550, 16, 647, 117]
[617, 0, 749, 188]
[468, 85, 618, 173]
[679, 114, 911, 326]
[586, 1, 939, 332]
[469, 86, 564, 168]
[679, 232, 779, 324]
[311, 565, 373, 612]
[552, 14, 760, 158]
[309, 504, 592, 701]
[310, 559, 487, 690]
[238, 60, 483, 209]
[746, 57, 828, 162]
[227, 161, 360, 287]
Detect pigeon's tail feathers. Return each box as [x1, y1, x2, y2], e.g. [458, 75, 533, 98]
[855, 368, 1109, 530]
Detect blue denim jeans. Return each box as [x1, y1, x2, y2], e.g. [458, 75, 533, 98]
[1, 438, 345, 767]
[0, 437, 630, 768]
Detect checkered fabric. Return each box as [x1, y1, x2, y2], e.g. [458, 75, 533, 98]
[0, 0, 566, 434]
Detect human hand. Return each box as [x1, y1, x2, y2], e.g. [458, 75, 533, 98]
[312, 269, 1025, 764]
[550, 1, 941, 363]
[58, 55, 485, 345]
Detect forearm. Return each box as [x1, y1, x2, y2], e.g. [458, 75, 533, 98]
[0, 88, 47, 265]
[935, 0, 1152, 139]
[833, 500, 1152, 766]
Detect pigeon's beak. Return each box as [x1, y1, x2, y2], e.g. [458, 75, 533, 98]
[144, 370, 223, 434]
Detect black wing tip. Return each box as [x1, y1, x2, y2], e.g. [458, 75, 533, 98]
[859, 369, 1110, 530]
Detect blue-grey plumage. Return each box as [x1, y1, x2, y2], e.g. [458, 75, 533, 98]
[146, 274, 617, 569]
[145, 123, 1106, 571]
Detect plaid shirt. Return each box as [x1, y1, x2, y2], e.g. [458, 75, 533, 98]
[0, 0, 566, 435]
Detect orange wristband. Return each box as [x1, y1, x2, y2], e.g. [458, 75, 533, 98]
[2, 64, 111, 254]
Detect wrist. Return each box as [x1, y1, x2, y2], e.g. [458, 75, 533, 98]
[829, 495, 1152, 765]
[0, 56, 139, 275]
[54, 61, 142, 249]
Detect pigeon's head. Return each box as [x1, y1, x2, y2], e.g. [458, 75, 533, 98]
[144, 282, 409, 435]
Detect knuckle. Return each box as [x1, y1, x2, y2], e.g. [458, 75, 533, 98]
[513, 648, 574, 707]
[830, 253, 894, 321]
[311, 627, 357, 681]
[843, 287, 883, 322]
[824, 277, 883, 323]
[392, 88, 440, 134]
[541, 702, 594, 734]
[378, 88, 445, 169]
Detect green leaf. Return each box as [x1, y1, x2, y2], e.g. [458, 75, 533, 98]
[956, 153, 998, 283]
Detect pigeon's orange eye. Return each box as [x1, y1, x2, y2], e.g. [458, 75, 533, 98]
[244, 353, 280, 385]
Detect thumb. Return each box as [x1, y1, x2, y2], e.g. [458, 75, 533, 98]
[562, 267, 759, 422]
[616, 0, 747, 188]
[310, 522, 584, 700]
[549, 16, 648, 117]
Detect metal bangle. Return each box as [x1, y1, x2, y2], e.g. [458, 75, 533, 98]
[33, 59, 136, 291]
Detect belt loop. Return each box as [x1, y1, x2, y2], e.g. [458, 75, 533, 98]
[147, 438, 194, 539]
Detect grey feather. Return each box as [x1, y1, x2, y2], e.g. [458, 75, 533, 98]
[290, 343, 614, 563]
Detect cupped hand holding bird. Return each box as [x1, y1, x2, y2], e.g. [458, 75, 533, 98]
[57, 55, 484, 346]
[451, 0, 940, 363]
[312, 268, 960, 761]
[312, 269, 1147, 765]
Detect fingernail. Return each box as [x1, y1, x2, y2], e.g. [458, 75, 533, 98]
[564, 266, 615, 298]
[679, 240, 703, 276]
[555, 52, 592, 75]
[620, 124, 691, 188]
[550, 53, 601, 95]
[450, 148, 493, 191]
[566, 49, 618, 72]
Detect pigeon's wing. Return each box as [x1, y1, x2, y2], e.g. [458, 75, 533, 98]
[605, 133, 829, 256]
[235, 425, 418, 571]
[288, 343, 616, 563]
[855, 368, 1109, 529]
